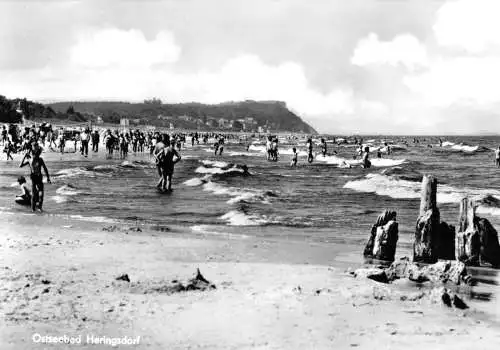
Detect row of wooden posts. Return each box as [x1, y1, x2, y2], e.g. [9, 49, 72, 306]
[364, 175, 500, 268]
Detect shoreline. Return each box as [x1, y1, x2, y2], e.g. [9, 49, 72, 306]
[1, 212, 500, 349]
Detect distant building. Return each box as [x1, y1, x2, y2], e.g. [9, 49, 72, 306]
[169, 123, 174, 130]
[157, 115, 173, 120]
[120, 118, 129, 127]
[206, 119, 216, 127]
[96, 116, 103, 125]
[218, 118, 228, 128]
[179, 115, 193, 122]
[257, 126, 264, 133]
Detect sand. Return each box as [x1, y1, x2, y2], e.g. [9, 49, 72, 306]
[1, 213, 499, 350]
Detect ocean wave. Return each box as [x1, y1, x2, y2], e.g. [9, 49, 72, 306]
[190, 225, 250, 239]
[69, 214, 118, 224]
[183, 175, 211, 187]
[315, 154, 406, 168]
[195, 163, 249, 177]
[55, 184, 82, 196]
[249, 145, 266, 153]
[93, 164, 117, 171]
[343, 173, 500, 208]
[202, 181, 273, 205]
[55, 167, 110, 179]
[200, 160, 229, 168]
[51, 195, 77, 204]
[440, 141, 490, 153]
[219, 210, 268, 226]
[120, 160, 154, 169]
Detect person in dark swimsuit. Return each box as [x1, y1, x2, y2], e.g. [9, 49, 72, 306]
[20, 147, 51, 212]
[160, 141, 181, 192]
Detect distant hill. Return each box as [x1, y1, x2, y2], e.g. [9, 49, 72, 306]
[0, 95, 88, 124]
[46, 100, 317, 134]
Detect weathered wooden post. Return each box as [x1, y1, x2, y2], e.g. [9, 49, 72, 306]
[413, 175, 441, 263]
[363, 210, 399, 262]
[413, 175, 456, 262]
[456, 197, 500, 267]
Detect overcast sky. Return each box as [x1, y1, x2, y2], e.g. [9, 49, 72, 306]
[1, 0, 498, 134]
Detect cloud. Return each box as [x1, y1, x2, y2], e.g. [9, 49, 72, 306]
[405, 0, 500, 108]
[351, 33, 428, 70]
[434, 0, 500, 53]
[404, 57, 500, 107]
[71, 28, 181, 69]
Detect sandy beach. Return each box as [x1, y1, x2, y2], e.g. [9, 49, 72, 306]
[1, 213, 499, 350]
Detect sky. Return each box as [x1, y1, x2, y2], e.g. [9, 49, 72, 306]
[0, 0, 499, 135]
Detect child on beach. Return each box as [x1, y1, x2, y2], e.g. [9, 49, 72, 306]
[20, 147, 51, 212]
[290, 147, 298, 167]
[15, 176, 31, 206]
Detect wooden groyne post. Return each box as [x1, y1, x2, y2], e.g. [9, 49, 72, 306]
[413, 175, 455, 263]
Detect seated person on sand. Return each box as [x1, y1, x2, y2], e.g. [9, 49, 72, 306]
[15, 176, 31, 206]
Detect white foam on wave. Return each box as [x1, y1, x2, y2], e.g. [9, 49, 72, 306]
[190, 225, 250, 239]
[344, 173, 500, 206]
[228, 152, 253, 157]
[451, 144, 478, 152]
[249, 145, 266, 153]
[56, 167, 109, 179]
[442, 141, 455, 147]
[200, 160, 229, 168]
[69, 214, 117, 224]
[219, 210, 267, 226]
[51, 195, 69, 204]
[93, 164, 117, 171]
[56, 185, 82, 196]
[202, 181, 269, 205]
[315, 154, 406, 168]
[183, 174, 211, 187]
[195, 165, 246, 175]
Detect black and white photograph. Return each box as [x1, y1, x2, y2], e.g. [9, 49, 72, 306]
[0, 0, 499, 349]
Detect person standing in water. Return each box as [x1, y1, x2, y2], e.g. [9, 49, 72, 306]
[159, 140, 181, 192]
[290, 147, 298, 167]
[306, 137, 314, 163]
[81, 128, 90, 157]
[153, 135, 166, 187]
[20, 147, 51, 212]
[362, 146, 371, 169]
[320, 138, 327, 157]
[495, 146, 500, 168]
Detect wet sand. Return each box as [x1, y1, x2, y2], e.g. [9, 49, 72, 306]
[1, 213, 499, 349]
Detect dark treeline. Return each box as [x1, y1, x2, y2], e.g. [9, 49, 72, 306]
[0, 95, 87, 123]
[47, 100, 317, 133]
